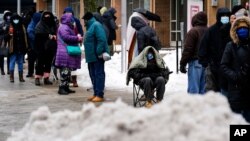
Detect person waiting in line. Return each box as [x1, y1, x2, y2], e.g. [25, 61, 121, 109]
[220, 17, 250, 122]
[0, 10, 12, 75]
[34, 11, 57, 86]
[63, 7, 84, 88]
[8, 13, 28, 82]
[180, 12, 208, 94]
[102, 7, 118, 56]
[131, 15, 161, 55]
[126, 46, 171, 108]
[198, 7, 231, 96]
[26, 12, 42, 78]
[83, 12, 109, 102]
[55, 13, 82, 95]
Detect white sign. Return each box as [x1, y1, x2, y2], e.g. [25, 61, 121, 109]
[187, 0, 203, 31]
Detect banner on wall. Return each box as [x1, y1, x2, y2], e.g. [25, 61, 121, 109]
[187, 0, 203, 31]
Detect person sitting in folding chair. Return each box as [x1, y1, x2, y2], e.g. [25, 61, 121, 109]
[126, 46, 172, 108]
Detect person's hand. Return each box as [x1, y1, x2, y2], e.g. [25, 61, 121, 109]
[78, 36, 83, 42]
[180, 65, 187, 73]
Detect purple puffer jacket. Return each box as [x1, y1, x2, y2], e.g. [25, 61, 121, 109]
[55, 13, 81, 70]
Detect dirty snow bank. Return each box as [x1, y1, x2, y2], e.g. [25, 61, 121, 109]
[7, 92, 246, 141]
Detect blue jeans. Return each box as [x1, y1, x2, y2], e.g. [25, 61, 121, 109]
[88, 59, 105, 98]
[9, 53, 24, 72]
[187, 60, 206, 94]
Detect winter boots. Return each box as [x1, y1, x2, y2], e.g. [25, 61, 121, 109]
[10, 71, 14, 83]
[71, 75, 78, 87]
[44, 77, 53, 85]
[19, 71, 25, 82]
[58, 86, 68, 95]
[35, 78, 40, 86]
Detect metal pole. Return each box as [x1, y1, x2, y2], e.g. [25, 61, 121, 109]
[121, 0, 127, 73]
[17, 0, 21, 15]
[52, 0, 56, 16]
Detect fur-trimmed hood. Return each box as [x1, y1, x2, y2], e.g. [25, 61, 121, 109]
[230, 16, 250, 44]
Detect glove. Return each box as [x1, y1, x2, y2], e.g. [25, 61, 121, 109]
[180, 65, 187, 73]
[240, 64, 250, 76]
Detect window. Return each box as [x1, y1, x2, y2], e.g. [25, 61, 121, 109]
[69, 0, 80, 19]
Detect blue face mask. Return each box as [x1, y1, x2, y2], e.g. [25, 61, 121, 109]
[147, 53, 154, 60]
[220, 16, 229, 24]
[236, 27, 249, 40]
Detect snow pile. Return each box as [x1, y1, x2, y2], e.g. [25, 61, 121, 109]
[7, 93, 246, 141]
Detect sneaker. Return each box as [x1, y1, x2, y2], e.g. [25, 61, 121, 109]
[91, 96, 104, 102]
[145, 101, 153, 108]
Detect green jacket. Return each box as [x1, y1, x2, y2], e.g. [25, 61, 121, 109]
[84, 17, 109, 63]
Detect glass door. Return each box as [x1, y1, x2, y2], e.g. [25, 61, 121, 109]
[170, 0, 184, 47]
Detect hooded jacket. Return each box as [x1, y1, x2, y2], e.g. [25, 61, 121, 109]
[103, 7, 118, 44]
[34, 11, 57, 54]
[27, 12, 42, 43]
[220, 17, 250, 110]
[180, 12, 208, 66]
[55, 13, 81, 70]
[9, 13, 28, 54]
[198, 7, 231, 91]
[0, 10, 12, 44]
[131, 16, 161, 54]
[126, 46, 170, 85]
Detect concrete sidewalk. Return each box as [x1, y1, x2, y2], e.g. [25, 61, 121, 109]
[0, 67, 133, 141]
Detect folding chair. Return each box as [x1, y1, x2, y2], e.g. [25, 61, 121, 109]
[133, 82, 157, 107]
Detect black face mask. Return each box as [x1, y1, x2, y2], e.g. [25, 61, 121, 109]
[43, 17, 53, 26]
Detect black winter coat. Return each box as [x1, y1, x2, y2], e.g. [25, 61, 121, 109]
[221, 41, 250, 111]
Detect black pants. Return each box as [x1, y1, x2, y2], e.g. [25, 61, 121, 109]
[0, 55, 9, 73]
[139, 76, 165, 101]
[27, 49, 37, 75]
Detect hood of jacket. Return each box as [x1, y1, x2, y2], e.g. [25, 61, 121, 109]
[131, 16, 147, 30]
[128, 46, 165, 70]
[10, 13, 22, 27]
[216, 7, 231, 23]
[61, 13, 73, 26]
[32, 12, 42, 25]
[108, 7, 117, 15]
[191, 11, 207, 27]
[3, 10, 12, 22]
[64, 7, 74, 15]
[230, 16, 250, 44]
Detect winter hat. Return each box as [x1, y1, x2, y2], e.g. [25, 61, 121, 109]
[64, 7, 74, 15]
[100, 7, 107, 15]
[82, 12, 93, 20]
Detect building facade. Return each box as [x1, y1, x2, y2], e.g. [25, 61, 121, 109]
[35, 0, 250, 48]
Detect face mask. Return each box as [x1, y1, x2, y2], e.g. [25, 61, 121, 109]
[13, 19, 19, 24]
[147, 52, 154, 60]
[236, 27, 249, 40]
[220, 16, 229, 24]
[7, 16, 11, 20]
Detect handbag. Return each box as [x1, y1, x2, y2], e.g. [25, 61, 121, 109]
[58, 34, 81, 56]
[66, 45, 81, 56]
[0, 41, 9, 57]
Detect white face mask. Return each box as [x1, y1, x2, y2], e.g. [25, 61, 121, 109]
[220, 16, 229, 24]
[13, 19, 19, 24]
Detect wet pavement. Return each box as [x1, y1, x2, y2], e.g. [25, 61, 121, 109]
[0, 67, 133, 141]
